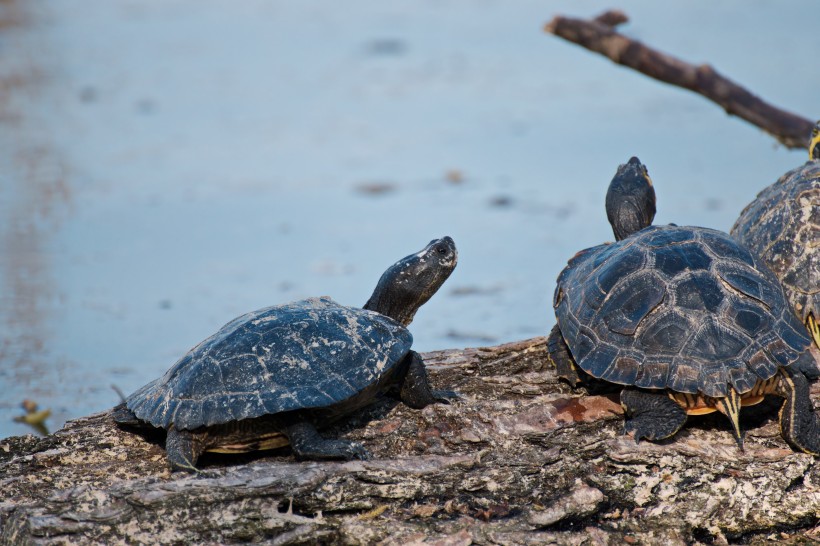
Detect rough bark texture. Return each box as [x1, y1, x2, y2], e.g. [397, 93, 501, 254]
[3, 338, 820, 545]
[544, 11, 815, 150]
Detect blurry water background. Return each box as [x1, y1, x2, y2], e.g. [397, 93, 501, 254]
[1, 0, 818, 439]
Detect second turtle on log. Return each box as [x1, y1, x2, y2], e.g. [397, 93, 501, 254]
[548, 157, 820, 453]
[114, 237, 458, 472]
[732, 121, 820, 352]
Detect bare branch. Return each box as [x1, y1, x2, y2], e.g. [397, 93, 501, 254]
[545, 11, 815, 149]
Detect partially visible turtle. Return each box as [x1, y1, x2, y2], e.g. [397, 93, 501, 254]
[114, 237, 458, 471]
[732, 121, 820, 351]
[548, 157, 820, 452]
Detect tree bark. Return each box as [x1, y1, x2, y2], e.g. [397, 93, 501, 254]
[3, 338, 820, 545]
[544, 10, 815, 150]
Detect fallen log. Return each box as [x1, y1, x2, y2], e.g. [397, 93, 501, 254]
[2, 337, 820, 545]
[545, 10, 815, 150]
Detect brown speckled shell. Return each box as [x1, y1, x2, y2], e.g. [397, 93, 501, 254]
[731, 160, 820, 324]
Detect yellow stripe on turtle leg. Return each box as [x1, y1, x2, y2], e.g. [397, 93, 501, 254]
[810, 121, 820, 160]
[807, 313, 820, 350]
[715, 386, 743, 450]
[776, 368, 820, 455]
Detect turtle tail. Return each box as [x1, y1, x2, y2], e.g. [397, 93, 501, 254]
[112, 403, 142, 426]
[547, 324, 581, 387]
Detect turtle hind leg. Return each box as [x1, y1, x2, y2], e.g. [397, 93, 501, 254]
[777, 368, 820, 455]
[547, 324, 582, 387]
[399, 351, 458, 409]
[112, 403, 141, 426]
[547, 325, 619, 394]
[620, 389, 688, 443]
[165, 428, 208, 473]
[284, 421, 369, 461]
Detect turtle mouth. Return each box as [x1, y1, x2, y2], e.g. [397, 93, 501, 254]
[439, 247, 458, 268]
[444, 250, 458, 267]
[616, 158, 648, 181]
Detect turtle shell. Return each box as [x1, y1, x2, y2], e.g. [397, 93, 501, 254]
[731, 160, 820, 324]
[126, 297, 412, 430]
[554, 224, 811, 397]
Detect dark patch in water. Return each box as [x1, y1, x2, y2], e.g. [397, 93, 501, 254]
[364, 38, 407, 57]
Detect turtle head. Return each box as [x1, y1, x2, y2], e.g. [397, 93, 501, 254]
[810, 120, 820, 161]
[605, 156, 657, 241]
[364, 236, 458, 326]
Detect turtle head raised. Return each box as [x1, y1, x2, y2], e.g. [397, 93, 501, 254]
[605, 156, 657, 241]
[364, 236, 457, 326]
[810, 120, 820, 161]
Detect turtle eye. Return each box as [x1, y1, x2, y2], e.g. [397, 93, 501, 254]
[436, 245, 448, 255]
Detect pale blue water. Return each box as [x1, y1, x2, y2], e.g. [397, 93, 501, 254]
[1, 0, 818, 438]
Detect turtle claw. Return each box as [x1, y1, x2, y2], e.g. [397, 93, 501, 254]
[168, 455, 202, 474]
[622, 421, 646, 444]
[623, 414, 675, 444]
[432, 389, 460, 404]
[619, 389, 687, 444]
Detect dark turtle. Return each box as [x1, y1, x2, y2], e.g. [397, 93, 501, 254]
[114, 237, 458, 471]
[731, 121, 820, 351]
[548, 157, 820, 452]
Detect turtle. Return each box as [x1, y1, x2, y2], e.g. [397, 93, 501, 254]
[114, 236, 458, 471]
[731, 120, 820, 352]
[547, 156, 820, 452]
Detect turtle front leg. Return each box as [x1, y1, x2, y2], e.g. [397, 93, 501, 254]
[283, 422, 369, 461]
[808, 313, 820, 352]
[714, 386, 744, 450]
[778, 368, 820, 455]
[620, 388, 688, 443]
[166, 427, 209, 473]
[399, 351, 458, 409]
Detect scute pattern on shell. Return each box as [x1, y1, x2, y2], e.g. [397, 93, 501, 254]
[555, 225, 811, 397]
[731, 161, 820, 323]
[126, 297, 413, 430]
